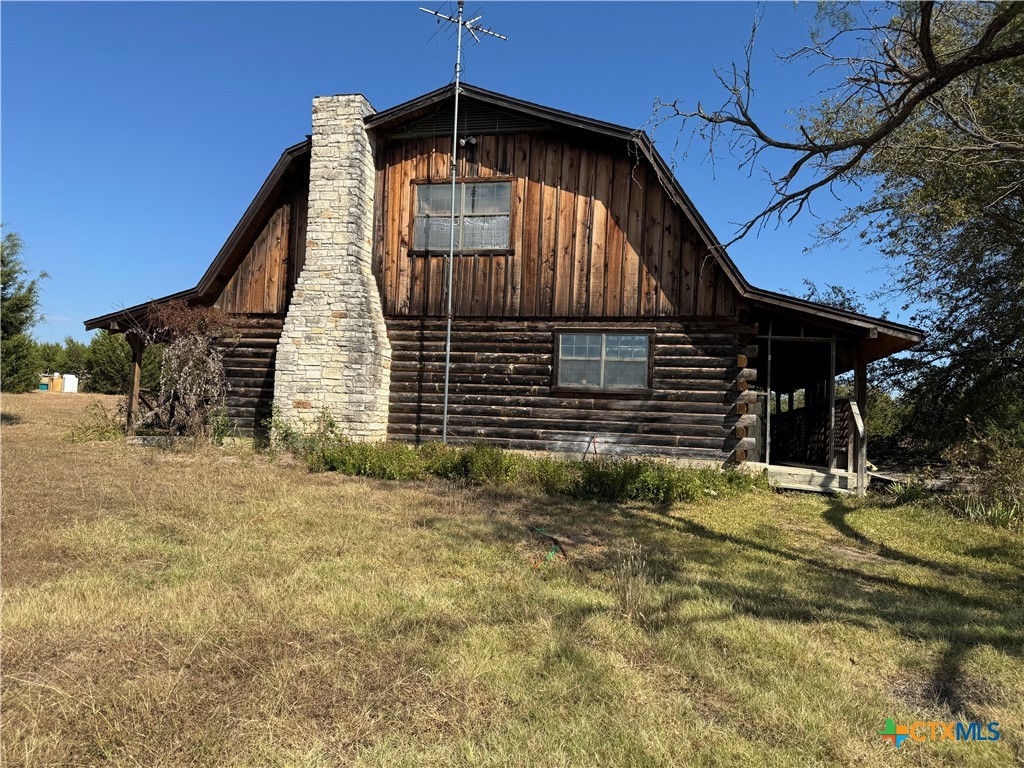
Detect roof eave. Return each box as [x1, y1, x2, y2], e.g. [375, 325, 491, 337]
[83, 138, 311, 333]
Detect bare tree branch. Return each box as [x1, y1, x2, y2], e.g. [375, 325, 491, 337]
[650, 1, 1024, 247]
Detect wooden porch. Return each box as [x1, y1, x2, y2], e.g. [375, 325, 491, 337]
[751, 463, 861, 495]
[749, 320, 871, 496]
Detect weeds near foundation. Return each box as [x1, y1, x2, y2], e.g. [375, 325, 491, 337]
[296, 436, 767, 506]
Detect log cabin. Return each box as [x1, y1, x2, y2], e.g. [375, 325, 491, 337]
[85, 84, 922, 493]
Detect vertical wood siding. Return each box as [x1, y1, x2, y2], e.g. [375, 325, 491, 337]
[373, 132, 742, 320]
[212, 168, 308, 316]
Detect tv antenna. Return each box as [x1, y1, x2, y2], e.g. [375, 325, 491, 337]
[419, 2, 507, 443]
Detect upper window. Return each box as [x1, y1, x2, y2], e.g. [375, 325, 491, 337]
[412, 181, 512, 254]
[556, 332, 651, 390]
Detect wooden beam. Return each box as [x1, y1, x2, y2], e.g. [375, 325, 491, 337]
[827, 337, 837, 470]
[126, 333, 145, 437]
[854, 347, 868, 497]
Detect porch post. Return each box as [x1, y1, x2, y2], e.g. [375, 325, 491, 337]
[828, 336, 836, 470]
[854, 347, 868, 496]
[126, 333, 144, 437]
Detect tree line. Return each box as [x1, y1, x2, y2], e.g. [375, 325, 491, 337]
[1, 229, 162, 394]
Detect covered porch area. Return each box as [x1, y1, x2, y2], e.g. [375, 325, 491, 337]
[742, 292, 922, 495]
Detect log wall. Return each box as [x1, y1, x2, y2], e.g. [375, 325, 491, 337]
[219, 315, 283, 438]
[386, 318, 758, 461]
[373, 132, 742, 320]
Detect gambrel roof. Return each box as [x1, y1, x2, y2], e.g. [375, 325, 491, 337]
[85, 83, 921, 363]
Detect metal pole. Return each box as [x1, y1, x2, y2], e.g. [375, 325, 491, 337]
[441, 0, 465, 444]
[765, 320, 772, 466]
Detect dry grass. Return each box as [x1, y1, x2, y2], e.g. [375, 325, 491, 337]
[2, 393, 1023, 767]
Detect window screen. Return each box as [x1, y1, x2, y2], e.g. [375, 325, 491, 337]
[557, 333, 650, 389]
[413, 181, 511, 252]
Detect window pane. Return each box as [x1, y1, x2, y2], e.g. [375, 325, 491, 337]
[416, 184, 455, 215]
[465, 182, 511, 214]
[462, 215, 510, 249]
[560, 334, 601, 359]
[605, 334, 648, 360]
[559, 359, 602, 387]
[604, 360, 647, 388]
[414, 216, 452, 252]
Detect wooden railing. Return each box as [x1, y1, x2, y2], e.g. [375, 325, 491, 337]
[848, 400, 867, 496]
[770, 398, 868, 495]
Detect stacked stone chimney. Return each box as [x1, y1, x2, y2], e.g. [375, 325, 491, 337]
[273, 94, 392, 439]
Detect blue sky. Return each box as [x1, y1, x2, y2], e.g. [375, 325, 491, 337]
[2, 1, 902, 343]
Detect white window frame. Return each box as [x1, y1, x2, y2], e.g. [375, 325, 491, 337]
[411, 179, 513, 255]
[554, 331, 652, 392]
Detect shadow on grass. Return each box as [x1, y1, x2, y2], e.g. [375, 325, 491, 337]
[823, 497, 1023, 586]
[430, 482, 1022, 755]
[1, 411, 23, 426]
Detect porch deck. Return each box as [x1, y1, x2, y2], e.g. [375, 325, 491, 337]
[749, 462, 860, 495]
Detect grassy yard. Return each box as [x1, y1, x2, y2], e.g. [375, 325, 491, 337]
[2, 393, 1022, 767]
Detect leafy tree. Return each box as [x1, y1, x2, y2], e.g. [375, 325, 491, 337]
[86, 331, 131, 394]
[1, 230, 46, 392]
[654, 1, 1024, 240]
[659, 2, 1024, 451]
[825, 8, 1024, 447]
[800, 279, 867, 315]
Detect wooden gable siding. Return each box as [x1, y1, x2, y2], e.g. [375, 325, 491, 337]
[207, 178, 307, 437]
[212, 180, 308, 315]
[373, 132, 741, 320]
[386, 317, 758, 461]
[213, 205, 290, 314]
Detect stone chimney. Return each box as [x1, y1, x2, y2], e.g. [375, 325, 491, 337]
[273, 94, 392, 439]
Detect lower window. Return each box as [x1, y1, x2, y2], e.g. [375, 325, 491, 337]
[556, 332, 650, 390]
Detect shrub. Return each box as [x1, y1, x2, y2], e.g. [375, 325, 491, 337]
[944, 422, 1024, 530]
[308, 440, 424, 481]
[946, 493, 1022, 530]
[522, 456, 580, 496]
[460, 444, 521, 485]
[572, 458, 764, 505]
[283, 432, 767, 506]
[66, 400, 126, 443]
[886, 479, 929, 505]
[419, 442, 466, 480]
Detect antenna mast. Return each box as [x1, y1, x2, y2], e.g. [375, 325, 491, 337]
[419, 2, 507, 444]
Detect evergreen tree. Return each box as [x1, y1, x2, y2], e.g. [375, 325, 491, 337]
[35, 341, 66, 375]
[61, 337, 91, 378]
[1, 230, 46, 392]
[86, 331, 131, 394]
